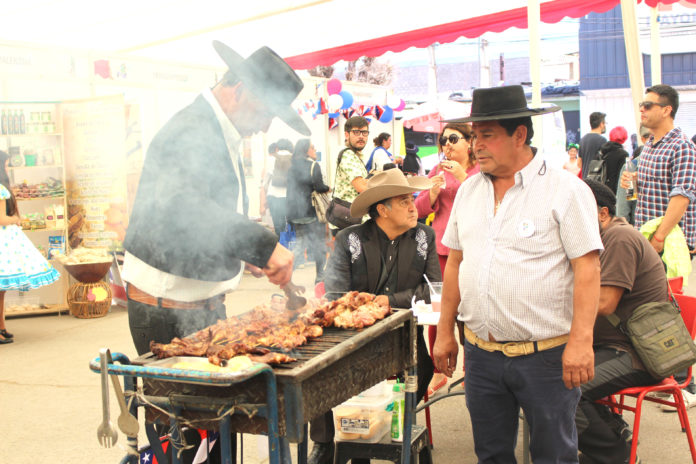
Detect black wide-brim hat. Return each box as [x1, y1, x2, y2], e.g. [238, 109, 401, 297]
[446, 85, 560, 123]
[213, 41, 311, 136]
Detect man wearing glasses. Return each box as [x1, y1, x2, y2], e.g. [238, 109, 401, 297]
[328, 116, 371, 236]
[622, 84, 696, 255]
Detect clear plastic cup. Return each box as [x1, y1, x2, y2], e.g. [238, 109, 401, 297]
[429, 282, 443, 312]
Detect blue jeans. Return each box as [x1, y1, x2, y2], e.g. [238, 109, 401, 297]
[464, 340, 581, 464]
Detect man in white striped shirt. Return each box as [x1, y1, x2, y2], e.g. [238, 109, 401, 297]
[434, 85, 603, 463]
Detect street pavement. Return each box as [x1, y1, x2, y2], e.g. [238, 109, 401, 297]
[1, 264, 695, 463]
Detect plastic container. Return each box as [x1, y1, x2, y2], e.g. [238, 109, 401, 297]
[333, 392, 393, 443]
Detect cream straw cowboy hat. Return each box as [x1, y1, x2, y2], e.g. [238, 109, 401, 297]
[350, 168, 432, 217]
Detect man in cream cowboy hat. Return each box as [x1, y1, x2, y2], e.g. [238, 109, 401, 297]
[433, 85, 603, 463]
[307, 168, 440, 464]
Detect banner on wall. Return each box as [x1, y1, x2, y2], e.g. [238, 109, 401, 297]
[62, 95, 128, 250]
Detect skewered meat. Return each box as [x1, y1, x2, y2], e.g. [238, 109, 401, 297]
[150, 292, 391, 366]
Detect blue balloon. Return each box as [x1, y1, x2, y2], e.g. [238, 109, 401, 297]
[378, 106, 393, 123]
[328, 112, 339, 118]
[339, 91, 353, 110]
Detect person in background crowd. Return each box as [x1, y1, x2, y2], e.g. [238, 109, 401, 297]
[329, 116, 370, 237]
[402, 142, 425, 176]
[598, 126, 628, 194]
[0, 150, 60, 345]
[577, 180, 666, 464]
[415, 121, 479, 395]
[286, 139, 330, 284]
[266, 138, 293, 237]
[259, 142, 277, 220]
[564, 143, 581, 177]
[621, 84, 696, 254]
[366, 132, 395, 172]
[308, 168, 438, 464]
[616, 125, 650, 225]
[434, 85, 602, 463]
[580, 111, 608, 179]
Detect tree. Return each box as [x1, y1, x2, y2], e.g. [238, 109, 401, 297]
[307, 65, 335, 79]
[345, 57, 393, 86]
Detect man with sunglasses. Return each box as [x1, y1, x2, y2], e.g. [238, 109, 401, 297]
[328, 116, 370, 236]
[621, 84, 696, 255]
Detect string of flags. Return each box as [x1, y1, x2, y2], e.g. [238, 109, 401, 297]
[294, 78, 405, 130]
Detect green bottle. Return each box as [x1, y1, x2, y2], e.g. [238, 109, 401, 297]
[390, 383, 404, 441]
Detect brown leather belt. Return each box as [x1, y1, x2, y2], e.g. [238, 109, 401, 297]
[463, 324, 569, 357]
[126, 284, 224, 310]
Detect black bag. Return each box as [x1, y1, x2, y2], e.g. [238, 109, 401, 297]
[605, 298, 696, 379]
[271, 154, 292, 188]
[326, 148, 363, 230]
[586, 151, 607, 185]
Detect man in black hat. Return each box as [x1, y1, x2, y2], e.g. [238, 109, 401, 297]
[123, 42, 310, 357]
[433, 85, 603, 462]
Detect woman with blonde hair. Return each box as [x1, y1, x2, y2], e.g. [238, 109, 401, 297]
[415, 122, 479, 393]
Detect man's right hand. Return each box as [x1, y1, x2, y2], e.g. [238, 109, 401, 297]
[263, 243, 294, 286]
[433, 330, 459, 378]
[620, 170, 637, 190]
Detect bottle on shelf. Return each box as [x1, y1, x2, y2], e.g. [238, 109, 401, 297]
[1, 109, 7, 135]
[19, 109, 26, 134]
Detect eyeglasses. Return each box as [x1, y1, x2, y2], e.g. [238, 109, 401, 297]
[439, 133, 471, 146]
[639, 101, 669, 110]
[350, 129, 369, 137]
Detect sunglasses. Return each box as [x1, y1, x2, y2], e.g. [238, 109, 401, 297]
[439, 133, 471, 146]
[350, 129, 370, 137]
[638, 101, 669, 110]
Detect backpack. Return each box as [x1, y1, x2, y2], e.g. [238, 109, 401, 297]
[271, 154, 292, 188]
[585, 150, 607, 185]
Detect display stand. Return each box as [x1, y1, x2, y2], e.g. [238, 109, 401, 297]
[1, 101, 69, 317]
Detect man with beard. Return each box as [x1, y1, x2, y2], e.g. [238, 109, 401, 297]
[580, 112, 607, 179]
[434, 85, 603, 463]
[308, 168, 439, 464]
[328, 116, 370, 236]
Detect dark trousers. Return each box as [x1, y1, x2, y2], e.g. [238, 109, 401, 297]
[576, 348, 658, 464]
[267, 195, 287, 237]
[292, 221, 327, 283]
[310, 326, 433, 443]
[464, 340, 581, 464]
[127, 295, 227, 356]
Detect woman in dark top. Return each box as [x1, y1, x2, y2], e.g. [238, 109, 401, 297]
[599, 126, 628, 194]
[286, 139, 330, 283]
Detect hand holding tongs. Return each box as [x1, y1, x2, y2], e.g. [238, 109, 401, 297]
[283, 280, 307, 311]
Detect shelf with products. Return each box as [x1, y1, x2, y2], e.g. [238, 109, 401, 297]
[4, 101, 69, 314]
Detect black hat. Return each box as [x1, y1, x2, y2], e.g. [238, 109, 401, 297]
[446, 85, 560, 123]
[213, 41, 311, 136]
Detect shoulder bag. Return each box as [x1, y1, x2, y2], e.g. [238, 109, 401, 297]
[605, 291, 696, 379]
[326, 148, 363, 230]
[310, 161, 331, 224]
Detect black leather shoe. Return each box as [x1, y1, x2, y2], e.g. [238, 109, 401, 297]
[308, 441, 334, 464]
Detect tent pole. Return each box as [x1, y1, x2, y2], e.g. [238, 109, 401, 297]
[528, 0, 543, 149]
[650, 7, 661, 86]
[620, 0, 646, 137]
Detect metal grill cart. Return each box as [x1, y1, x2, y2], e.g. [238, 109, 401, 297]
[90, 309, 418, 464]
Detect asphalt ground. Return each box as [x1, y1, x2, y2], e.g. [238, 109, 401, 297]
[1, 264, 695, 463]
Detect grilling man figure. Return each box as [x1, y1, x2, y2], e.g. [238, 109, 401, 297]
[576, 180, 667, 464]
[308, 168, 439, 464]
[434, 85, 603, 463]
[124, 41, 309, 356]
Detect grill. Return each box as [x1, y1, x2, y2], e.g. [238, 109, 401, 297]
[133, 309, 416, 443]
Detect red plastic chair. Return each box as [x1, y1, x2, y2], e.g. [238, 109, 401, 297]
[595, 293, 696, 464]
[669, 276, 684, 294]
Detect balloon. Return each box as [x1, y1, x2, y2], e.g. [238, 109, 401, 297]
[387, 95, 401, 109]
[328, 94, 344, 111]
[328, 112, 340, 118]
[395, 99, 406, 112]
[378, 106, 394, 123]
[327, 78, 342, 95]
[339, 91, 353, 109]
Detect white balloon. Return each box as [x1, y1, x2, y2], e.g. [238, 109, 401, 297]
[387, 95, 401, 109]
[328, 94, 344, 111]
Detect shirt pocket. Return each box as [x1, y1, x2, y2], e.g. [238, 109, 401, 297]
[507, 216, 560, 257]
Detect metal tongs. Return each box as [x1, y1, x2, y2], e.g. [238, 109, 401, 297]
[283, 280, 307, 311]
